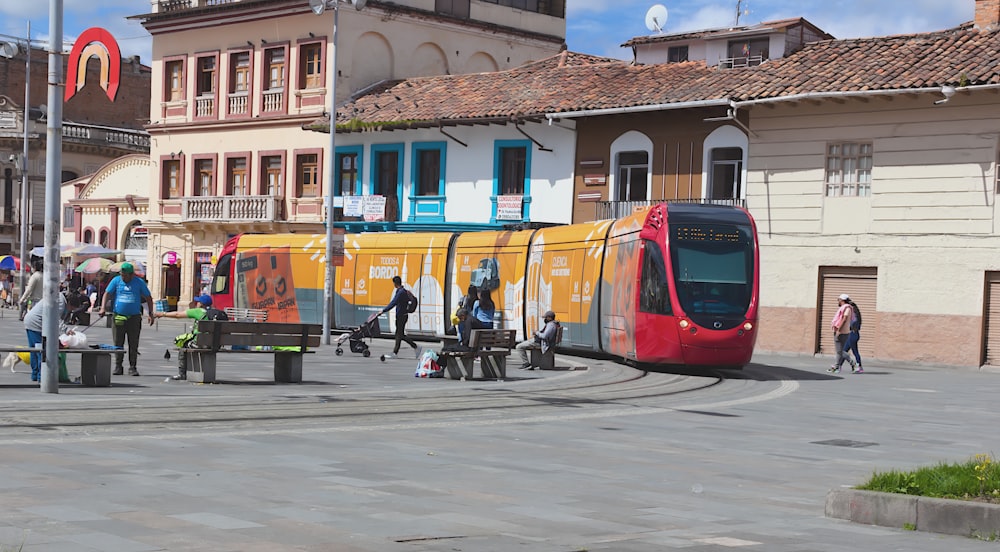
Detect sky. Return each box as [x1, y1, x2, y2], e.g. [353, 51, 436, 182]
[0, 0, 977, 65]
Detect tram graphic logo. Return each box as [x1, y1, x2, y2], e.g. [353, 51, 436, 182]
[65, 27, 122, 103]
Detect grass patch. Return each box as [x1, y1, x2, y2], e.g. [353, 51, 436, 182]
[856, 454, 1000, 502]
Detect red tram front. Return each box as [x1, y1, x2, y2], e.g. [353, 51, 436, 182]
[605, 203, 759, 368]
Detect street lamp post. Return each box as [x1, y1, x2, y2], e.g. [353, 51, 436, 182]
[20, 21, 31, 302]
[0, 23, 31, 297]
[310, 0, 367, 344]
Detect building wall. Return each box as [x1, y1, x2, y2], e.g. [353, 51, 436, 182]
[147, 8, 562, 115]
[61, 155, 151, 249]
[572, 110, 738, 222]
[747, 93, 1000, 366]
[0, 46, 150, 129]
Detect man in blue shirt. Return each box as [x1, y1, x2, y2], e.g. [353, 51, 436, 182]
[98, 262, 155, 376]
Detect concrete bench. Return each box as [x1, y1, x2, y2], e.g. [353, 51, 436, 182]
[438, 329, 516, 380]
[183, 321, 322, 383]
[0, 344, 118, 387]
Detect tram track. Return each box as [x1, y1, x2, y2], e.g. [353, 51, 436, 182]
[0, 363, 791, 444]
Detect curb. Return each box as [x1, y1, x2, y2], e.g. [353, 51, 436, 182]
[826, 489, 1000, 538]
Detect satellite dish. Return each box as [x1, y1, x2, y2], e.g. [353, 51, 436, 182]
[38, 104, 47, 118]
[645, 4, 669, 34]
[0, 42, 17, 59]
[309, 0, 326, 15]
[354, 0, 368, 10]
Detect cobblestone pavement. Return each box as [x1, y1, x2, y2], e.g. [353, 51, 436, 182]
[0, 309, 995, 551]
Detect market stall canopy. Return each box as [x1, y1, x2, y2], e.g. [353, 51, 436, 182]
[32, 244, 121, 258]
[75, 257, 114, 274]
[0, 255, 21, 270]
[109, 260, 145, 276]
[65, 244, 121, 258]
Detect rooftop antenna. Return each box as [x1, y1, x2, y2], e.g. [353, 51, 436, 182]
[735, 0, 749, 26]
[645, 4, 669, 34]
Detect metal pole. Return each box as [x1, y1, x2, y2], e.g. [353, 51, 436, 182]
[19, 21, 30, 298]
[41, 0, 63, 394]
[322, 3, 339, 345]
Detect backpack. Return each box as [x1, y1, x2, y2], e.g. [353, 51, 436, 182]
[850, 303, 862, 331]
[405, 290, 419, 313]
[204, 307, 229, 321]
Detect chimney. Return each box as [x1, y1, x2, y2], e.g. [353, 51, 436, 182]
[975, 0, 1000, 30]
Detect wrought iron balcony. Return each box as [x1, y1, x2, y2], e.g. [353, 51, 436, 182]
[593, 198, 747, 220]
[181, 195, 285, 222]
[62, 122, 150, 153]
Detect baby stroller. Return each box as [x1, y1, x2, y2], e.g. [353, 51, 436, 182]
[335, 312, 382, 357]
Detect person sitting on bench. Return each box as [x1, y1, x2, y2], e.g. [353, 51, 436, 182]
[155, 294, 228, 380]
[446, 308, 487, 352]
[516, 310, 558, 370]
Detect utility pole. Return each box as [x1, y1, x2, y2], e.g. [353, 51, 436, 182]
[20, 21, 31, 300]
[40, 0, 63, 394]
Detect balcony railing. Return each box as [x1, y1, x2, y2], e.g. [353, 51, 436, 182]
[228, 91, 249, 116]
[262, 89, 284, 113]
[181, 195, 285, 222]
[155, 0, 241, 13]
[195, 96, 216, 118]
[718, 55, 765, 69]
[594, 198, 747, 220]
[62, 122, 150, 152]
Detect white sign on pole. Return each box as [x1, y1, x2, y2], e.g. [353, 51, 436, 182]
[496, 195, 523, 220]
[363, 195, 386, 222]
[343, 195, 363, 217]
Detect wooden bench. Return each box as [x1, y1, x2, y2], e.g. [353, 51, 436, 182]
[529, 323, 564, 370]
[438, 329, 516, 380]
[183, 321, 321, 383]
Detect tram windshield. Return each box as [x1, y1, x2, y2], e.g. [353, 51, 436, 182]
[670, 222, 754, 317]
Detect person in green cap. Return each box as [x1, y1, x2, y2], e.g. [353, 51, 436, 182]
[99, 262, 155, 376]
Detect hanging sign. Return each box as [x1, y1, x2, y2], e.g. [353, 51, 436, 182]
[496, 195, 523, 220]
[363, 195, 386, 222]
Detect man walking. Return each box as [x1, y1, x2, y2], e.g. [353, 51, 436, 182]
[99, 263, 155, 376]
[380, 275, 419, 359]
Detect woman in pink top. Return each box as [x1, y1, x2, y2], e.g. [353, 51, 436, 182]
[827, 293, 858, 373]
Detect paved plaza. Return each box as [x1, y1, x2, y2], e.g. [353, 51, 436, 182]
[0, 308, 997, 551]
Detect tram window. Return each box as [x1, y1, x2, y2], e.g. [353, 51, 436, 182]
[213, 253, 232, 295]
[640, 240, 671, 315]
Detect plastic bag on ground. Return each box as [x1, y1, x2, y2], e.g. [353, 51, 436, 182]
[415, 349, 443, 378]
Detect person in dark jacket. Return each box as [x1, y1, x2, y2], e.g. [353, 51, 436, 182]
[380, 275, 419, 358]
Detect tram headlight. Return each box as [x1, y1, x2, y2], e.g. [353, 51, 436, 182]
[743, 322, 753, 332]
[678, 319, 690, 329]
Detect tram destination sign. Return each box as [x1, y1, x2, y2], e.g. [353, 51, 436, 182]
[673, 225, 743, 243]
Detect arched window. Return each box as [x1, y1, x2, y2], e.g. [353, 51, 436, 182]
[609, 131, 653, 210]
[83, 228, 94, 244]
[702, 126, 749, 203]
[99, 229, 110, 248]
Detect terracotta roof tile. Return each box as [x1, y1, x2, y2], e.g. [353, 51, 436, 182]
[313, 26, 1000, 132]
